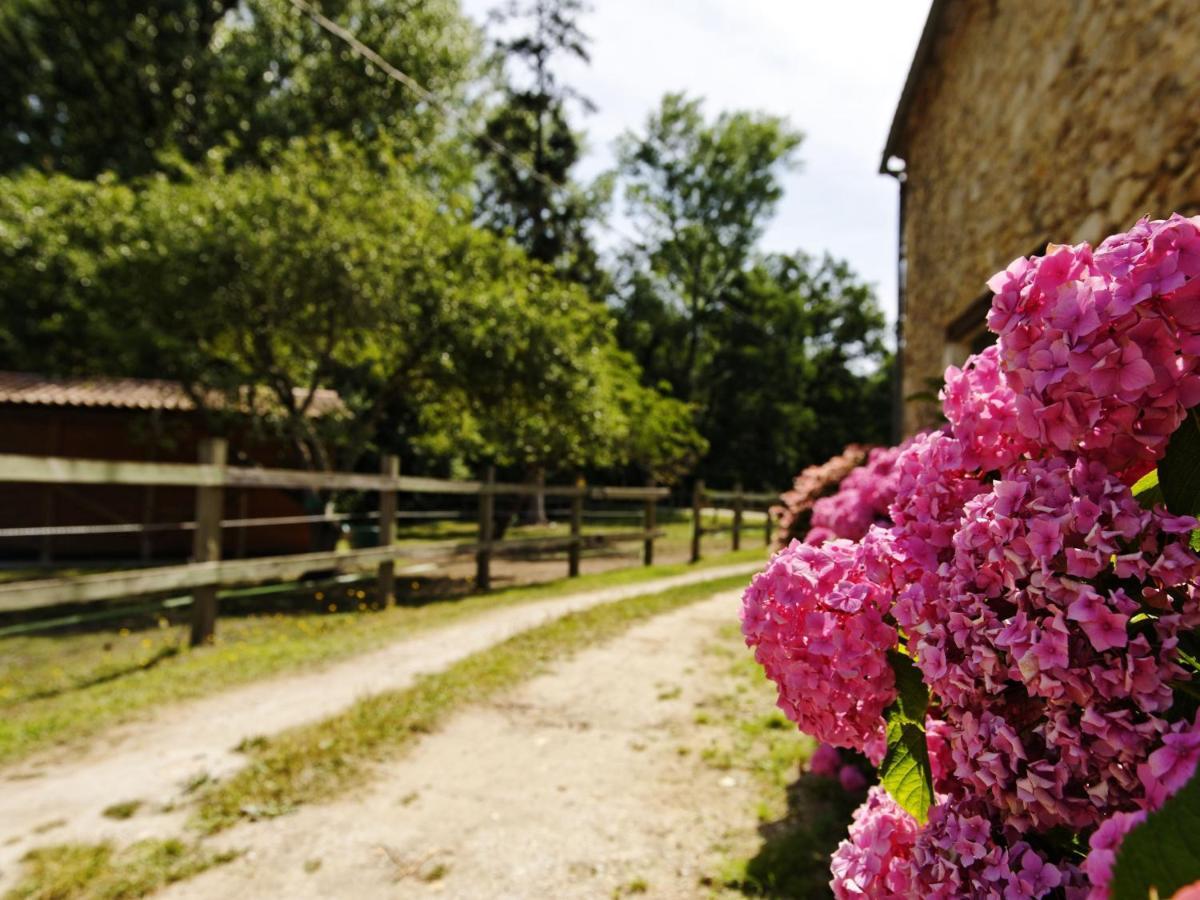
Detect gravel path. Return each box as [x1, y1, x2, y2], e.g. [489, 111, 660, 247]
[0, 564, 757, 892]
[159, 590, 753, 899]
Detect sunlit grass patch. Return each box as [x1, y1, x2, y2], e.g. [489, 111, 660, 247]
[191, 572, 752, 834]
[5, 839, 236, 900]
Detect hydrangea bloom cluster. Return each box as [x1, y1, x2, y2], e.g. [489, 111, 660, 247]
[898, 456, 1200, 831]
[740, 539, 898, 763]
[988, 215, 1200, 482]
[830, 787, 920, 899]
[772, 444, 870, 546]
[940, 344, 1035, 472]
[747, 217, 1200, 898]
[907, 800, 1084, 899]
[808, 445, 906, 543]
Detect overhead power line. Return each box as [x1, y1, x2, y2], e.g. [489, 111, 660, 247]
[285, 0, 638, 246]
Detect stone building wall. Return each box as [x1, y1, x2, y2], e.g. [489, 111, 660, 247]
[893, 0, 1200, 434]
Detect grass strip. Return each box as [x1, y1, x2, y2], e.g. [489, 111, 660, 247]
[192, 572, 753, 834]
[696, 623, 858, 898]
[4, 839, 236, 900]
[0, 549, 764, 767]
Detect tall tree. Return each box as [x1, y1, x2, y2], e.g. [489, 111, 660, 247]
[0, 0, 480, 180]
[615, 93, 803, 399]
[476, 0, 605, 288]
[0, 0, 235, 179]
[699, 253, 892, 488]
[0, 142, 703, 478]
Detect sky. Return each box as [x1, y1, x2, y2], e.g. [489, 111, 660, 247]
[460, 0, 932, 326]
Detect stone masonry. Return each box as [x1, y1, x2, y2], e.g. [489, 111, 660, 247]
[887, 0, 1200, 434]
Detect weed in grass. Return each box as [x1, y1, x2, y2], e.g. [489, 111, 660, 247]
[232, 735, 267, 754]
[191, 573, 751, 834]
[6, 839, 237, 900]
[29, 820, 66, 836]
[655, 685, 682, 701]
[613, 876, 649, 896]
[100, 801, 141, 821]
[303, 858, 322, 874]
[0, 550, 762, 767]
[179, 772, 210, 795]
[419, 862, 448, 882]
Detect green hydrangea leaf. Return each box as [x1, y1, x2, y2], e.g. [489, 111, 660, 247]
[1132, 468, 1163, 509]
[880, 651, 933, 824]
[1111, 768, 1200, 900]
[1159, 410, 1200, 515]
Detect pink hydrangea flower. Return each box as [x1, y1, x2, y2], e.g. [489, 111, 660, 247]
[887, 430, 986, 573]
[909, 800, 1085, 899]
[741, 539, 898, 763]
[809, 742, 843, 779]
[808, 445, 906, 541]
[898, 455, 1200, 831]
[774, 444, 871, 546]
[839, 764, 869, 793]
[1139, 711, 1200, 809]
[830, 786, 920, 899]
[988, 216, 1200, 482]
[941, 345, 1037, 472]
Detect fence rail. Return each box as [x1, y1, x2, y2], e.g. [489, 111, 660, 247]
[0, 443, 775, 643]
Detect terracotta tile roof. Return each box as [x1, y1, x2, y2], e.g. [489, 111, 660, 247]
[0, 372, 344, 418]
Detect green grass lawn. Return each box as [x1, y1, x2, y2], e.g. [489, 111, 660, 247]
[0, 548, 765, 767]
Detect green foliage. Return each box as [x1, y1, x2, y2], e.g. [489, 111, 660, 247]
[616, 92, 803, 399]
[0, 144, 699, 474]
[1111, 769, 1200, 900]
[1159, 410, 1200, 516]
[880, 650, 933, 824]
[699, 253, 891, 487]
[0, 0, 480, 180]
[1132, 468, 1163, 508]
[475, 0, 606, 289]
[613, 94, 887, 487]
[8, 839, 236, 900]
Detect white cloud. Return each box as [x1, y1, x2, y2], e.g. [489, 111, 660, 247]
[461, 0, 932, 325]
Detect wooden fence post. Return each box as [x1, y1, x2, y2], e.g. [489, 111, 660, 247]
[567, 477, 584, 578]
[476, 465, 495, 590]
[643, 487, 656, 567]
[378, 454, 399, 607]
[732, 481, 744, 551]
[189, 437, 226, 647]
[766, 503, 774, 546]
[691, 478, 705, 563]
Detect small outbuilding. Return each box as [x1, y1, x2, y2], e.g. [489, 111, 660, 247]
[0, 371, 344, 562]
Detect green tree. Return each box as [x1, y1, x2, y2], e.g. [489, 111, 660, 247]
[699, 253, 892, 487]
[615, 92, 803, 399]
[0, 0, 480, 180]
[0, 144, 702, 479]
[0, 0, 235, 179]
[475, 0, 606, 289]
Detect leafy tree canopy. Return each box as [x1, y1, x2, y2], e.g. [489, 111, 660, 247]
[0, 0, 480, 181]
[615, 92, 804, 399]
[474, 0, 607, 290]
[0, 142, 702, 479]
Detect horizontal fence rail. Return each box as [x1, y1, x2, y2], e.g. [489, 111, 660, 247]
[0, 442, 773, 644]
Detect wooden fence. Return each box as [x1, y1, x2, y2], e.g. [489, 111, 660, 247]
[0, 441, 776, 645]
